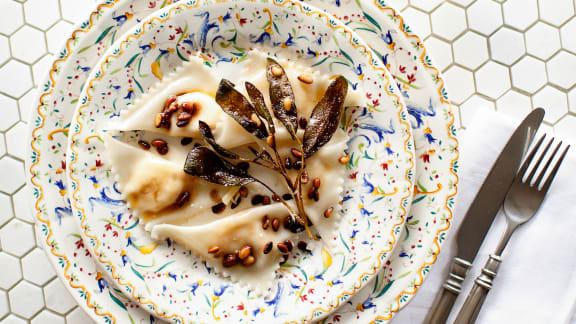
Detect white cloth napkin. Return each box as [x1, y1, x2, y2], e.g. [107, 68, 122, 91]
[391, 110, 576, 323]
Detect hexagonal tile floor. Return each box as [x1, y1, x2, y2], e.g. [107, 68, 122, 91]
[1, 0, 576, 323]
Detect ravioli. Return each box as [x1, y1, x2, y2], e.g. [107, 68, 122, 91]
[104, 51, 363, 291]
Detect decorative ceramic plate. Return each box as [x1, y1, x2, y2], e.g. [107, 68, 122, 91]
[27, 0, 457, 323]
[65, 0, 413, 322]
[305, 1, 459, 322]
[26, 1, 180, 323]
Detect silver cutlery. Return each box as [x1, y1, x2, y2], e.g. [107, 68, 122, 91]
[424, 108, 544, 324]
[455, 134, 570, 323]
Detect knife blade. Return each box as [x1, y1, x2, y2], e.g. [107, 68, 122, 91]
[424, 108, 545, 324]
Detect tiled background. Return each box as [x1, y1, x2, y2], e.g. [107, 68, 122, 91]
[0, 0, 575, 323]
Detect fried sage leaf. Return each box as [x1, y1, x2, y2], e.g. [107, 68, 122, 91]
[303, 76, 348, 157]
[184, 146, 255, 186]
[198, 120, 240, 160]
[215, 79, 268, 140]
[245, 81, 274, 133]
[267, 58, 298, 139]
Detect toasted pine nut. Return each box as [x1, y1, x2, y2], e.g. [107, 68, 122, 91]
[271, 66, 283, 77]
[339, 155, 351, 164]
[297, 74, 314, 84]
[283, 97, 292, 111]
[154, 113, 163, 128]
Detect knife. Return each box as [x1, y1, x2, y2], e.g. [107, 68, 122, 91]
[424, 108, 545, 324]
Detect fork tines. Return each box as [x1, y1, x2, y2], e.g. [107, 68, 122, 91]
[519, 134, 570, 190]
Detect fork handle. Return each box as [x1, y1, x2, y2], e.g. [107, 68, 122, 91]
[424, 257, 472, 324]
[454, 254, 502, 324]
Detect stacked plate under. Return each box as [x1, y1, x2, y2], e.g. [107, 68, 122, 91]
[26, 0, 458, 323]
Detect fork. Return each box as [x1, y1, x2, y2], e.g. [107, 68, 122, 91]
[454, 134, 570, 324]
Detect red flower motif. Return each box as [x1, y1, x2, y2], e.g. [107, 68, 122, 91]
[113, 231, 119, 237]
[308, 288, 315, 294]
[105, 223, 112, 231]
[366, 93, 372, 99]
[407, 74, 416, 83]
[235, 303, 244, 310]
[148, 2, 156, 8]
[381, 162, 389, 171]
[334, 315, 341, 322]
[75, 239, 84, 249]
[421, 153, 430, 163]
[96, 160, 102, 167]
[175, 27, 184, 34]
[349, 171, 358, 180]
[399, 65, 406, 73]
[239, 18, 247, 26]
[300, 294, 308, 302]
[169, 35, 175, 40]
[372, 99, 379, 107]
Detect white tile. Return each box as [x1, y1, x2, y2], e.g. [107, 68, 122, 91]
[46, 21, 73, 55]
[24, 0, 61, 30]
[443, 66, 476, 104]
[387, 0, 408, 10]
[402, 7, 431, 39]
[0, 290, 8, 318]
[60, 0, 97, 24]
[0, 35, 10, 66]
[0, 314, 28, 324]
[431, 3, 467, 41]
[0, 133, 6, 158]
[489, 27, 525, 65]
[467, 0, 503, 36]
[554, 115, 576, 142]
[6, 121, 28, 160]
[503, 0, 539, 31]
[22, 248, 55, 286]
[31, 310, 65, 324]
[459, 95, 496, 128]
[17, 89, 35, 121]
[560, 17, 576, 54]
[569, 87, 576, 113]
[408, 0, 443, 12]
[538, 0, 574, 27]
[32, 54, 54, 87]
[453, 31, 488, 69]
[0, 133, 5, 157]
[0, 252, 22, 289]
[0, 1, 24, 35]
[0, 94, 20, 132]
[449, 0, 476, 7]
[0, 219, 35, 257]
[9, 25, 46, 64]
[425, 36, 453, 71]
[511, 56, 547, 93]
[496, 90, 532, 118]
[526, 22, 561, 60]
[8, 281, 44, 319]
[0, 192, 14, 227]
[533, 86, 568, 124]
[13, 186, 33, 223]
[547, 50, 576, 90]
[0, 60, 32, 98]
[0, 156, 25, 194]
[65, 307, 95, 324]
[475, 62, 511, 99]
[44, 278, 77, 314]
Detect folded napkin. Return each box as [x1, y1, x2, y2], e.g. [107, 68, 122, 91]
[392, 110, 576, 324]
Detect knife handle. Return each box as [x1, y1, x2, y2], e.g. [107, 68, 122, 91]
[424, 257, 472, 324]
[454, 254, 502, 324]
